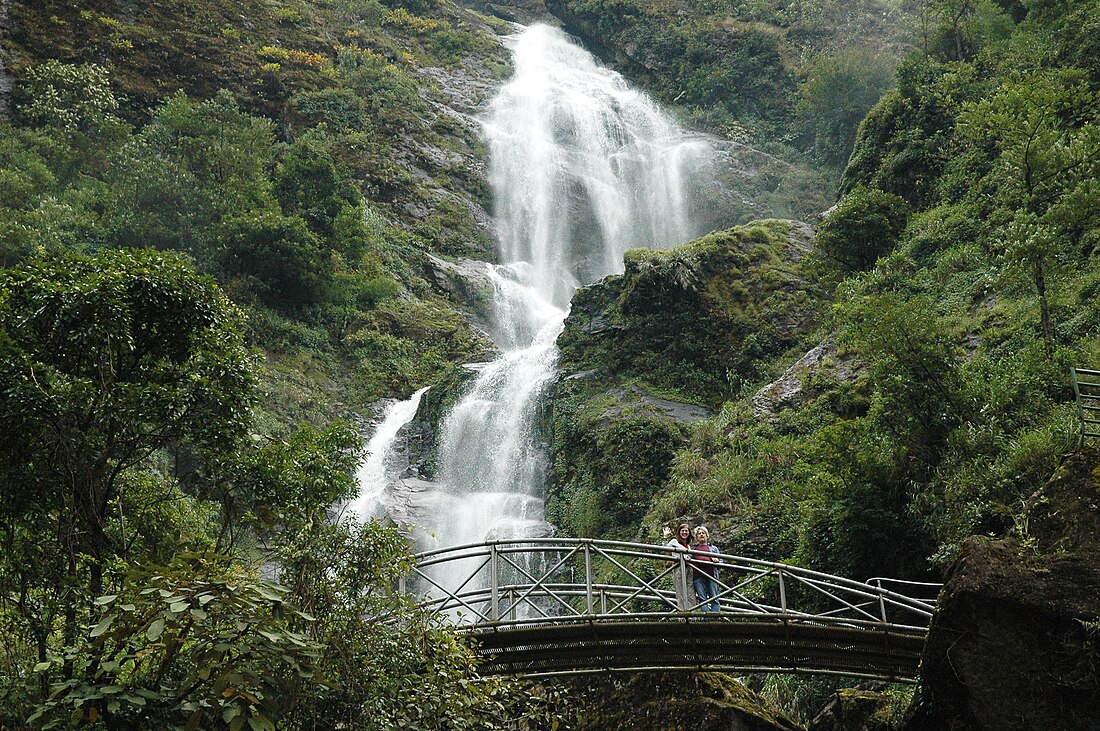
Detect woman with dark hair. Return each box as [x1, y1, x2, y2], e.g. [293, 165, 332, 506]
[692, 526, 721, 613]
[665, 523, 692, 611]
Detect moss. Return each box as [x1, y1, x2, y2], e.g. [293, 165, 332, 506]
[559, 219, 818, 410]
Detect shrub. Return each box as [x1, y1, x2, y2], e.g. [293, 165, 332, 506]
[814, 186, 910, 272]
[220, 211, 334, 313]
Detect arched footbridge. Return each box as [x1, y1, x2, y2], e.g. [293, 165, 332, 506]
[407, 539, 940, 681]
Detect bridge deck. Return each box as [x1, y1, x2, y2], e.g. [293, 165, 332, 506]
[468, 617, 926, 680]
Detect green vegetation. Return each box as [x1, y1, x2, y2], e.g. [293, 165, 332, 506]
[0, 249, 563, 730]
[549, 221, 820, 539]
[0, 0, 507, 417]
[0, 1, 558, 727]
[552, 0, 913, 171]
[556, 0, 1100, 591]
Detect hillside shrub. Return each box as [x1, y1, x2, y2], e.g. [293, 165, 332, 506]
[814, 186, 910, 272]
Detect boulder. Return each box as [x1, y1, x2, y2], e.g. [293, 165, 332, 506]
[752, 337, 864, 422]
[422, 253, 496, 329]
[901, 449, 1100, 731]
[808, 688, 898, 731]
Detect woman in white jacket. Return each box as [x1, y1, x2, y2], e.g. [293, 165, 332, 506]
[665, 523, 693, 611]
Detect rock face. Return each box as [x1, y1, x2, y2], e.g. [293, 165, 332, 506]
[901, 448, 1100, 731]
[751, 337, 864, 422]
[557, 219, 818, 411]
[547, 219, 820, 539]
[422, 252, 496, 332]
[808, 688, 899, 731]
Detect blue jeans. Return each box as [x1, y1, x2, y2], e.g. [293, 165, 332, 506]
[693, 575, 719, 612]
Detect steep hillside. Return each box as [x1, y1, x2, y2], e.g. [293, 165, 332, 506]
[548, 0, 1100, 723]
[1, 0, 515, 425]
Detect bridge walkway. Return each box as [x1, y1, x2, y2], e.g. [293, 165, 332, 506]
[408, 538, 940, 680]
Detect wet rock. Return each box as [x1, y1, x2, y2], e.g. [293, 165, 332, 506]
[387, 477, 436, 527]
[423, 253, 494, 312]
[809, 687, 897, 731]
[609, 384, 711, 425]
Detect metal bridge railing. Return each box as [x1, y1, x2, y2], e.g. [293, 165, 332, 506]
[1071, 366, 1100, 444]
[407, 538, 940, 633]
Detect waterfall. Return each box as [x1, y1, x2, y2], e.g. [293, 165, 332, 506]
[347, 387, 429, 521]
[353, 24, 714, 594]
[416, 24, 713, 566]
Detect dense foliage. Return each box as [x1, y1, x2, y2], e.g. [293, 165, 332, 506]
[549, 0, 911, 168]
[0, 1, 561, 728]
[0, 250, 564, 730]
[2, 0, 508, 420]
[594, 0, 1100, 584]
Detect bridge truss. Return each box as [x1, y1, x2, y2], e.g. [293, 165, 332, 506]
[408, 538, 940, 681]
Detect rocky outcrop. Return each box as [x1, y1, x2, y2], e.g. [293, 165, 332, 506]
[808, 688, 899, 731]
[453, 0, 556, 25]
[557, 219, 819, 411]
[752, 337, 864, 422]
[547, 219, 821, 538]
[901, 448, 1100, 731]
[422, 252, 496, 329]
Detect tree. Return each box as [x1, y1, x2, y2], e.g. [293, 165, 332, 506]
[0, 249, 255, 601]
[19, 61, 118, 132]
[219, 210, 334, 312]
[797, 47, 897, 167]
[960, 69, 1100, 351]
[813, 186, 910, 272]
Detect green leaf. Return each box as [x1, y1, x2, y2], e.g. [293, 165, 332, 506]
[33, 661, 51, 672]
[170, 601, 189, 613]
[93, 595, 118, 606]
[147, 618, 165, 641]
[90, 614, 117, 637]
[247, 714, 275, 731]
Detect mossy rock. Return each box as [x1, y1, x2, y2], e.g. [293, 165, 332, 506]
[902, 448, 1100, 730]
[546, 376, 697, 538]
[557, 219, 819, 412]
[808, 687, 903, 731]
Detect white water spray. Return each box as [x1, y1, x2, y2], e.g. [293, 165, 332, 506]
[351, 26, 714, 595]
[347, 387, 429, 521]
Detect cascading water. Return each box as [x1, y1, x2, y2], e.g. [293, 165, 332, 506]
[352, 24, 716, 598]
[347, 387, 430, 521]
[414, 24, 715, 592]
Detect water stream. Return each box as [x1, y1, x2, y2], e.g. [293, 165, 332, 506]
[352, 24, 714, 593]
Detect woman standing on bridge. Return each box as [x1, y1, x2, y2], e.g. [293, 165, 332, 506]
[665, 523, 693, 611]
[692, 526, 721, 613]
